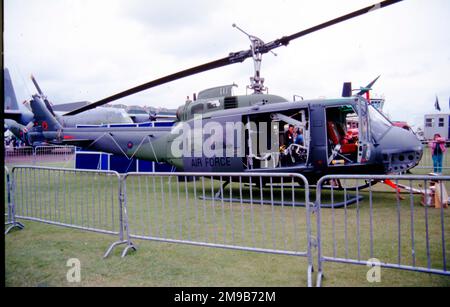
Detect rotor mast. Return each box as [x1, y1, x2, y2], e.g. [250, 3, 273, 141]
[233, 24, 276, 94]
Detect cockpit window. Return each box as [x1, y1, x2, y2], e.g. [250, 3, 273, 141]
[368, 104, 392, 141]
[191, 103, 204, 114]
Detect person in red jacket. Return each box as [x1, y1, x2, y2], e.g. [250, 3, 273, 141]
[429, 133, 447, 174]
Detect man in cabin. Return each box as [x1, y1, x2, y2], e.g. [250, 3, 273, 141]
[285, 125, 295, 147]
[295, 128, 304, 146]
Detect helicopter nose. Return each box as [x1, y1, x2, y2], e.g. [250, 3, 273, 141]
[377, 126, 423, 173]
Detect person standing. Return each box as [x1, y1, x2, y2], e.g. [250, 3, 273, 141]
[295, 128, 304, 146]
[430, 133, 447, 174]
[285, 125, 295, 147]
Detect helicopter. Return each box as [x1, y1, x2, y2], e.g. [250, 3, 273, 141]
[26, 0, 423, 184]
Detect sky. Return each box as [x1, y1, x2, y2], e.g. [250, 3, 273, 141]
[4, 0, 450, 129]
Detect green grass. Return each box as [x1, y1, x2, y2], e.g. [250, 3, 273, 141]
[5, 221, 449, 287]
[4, 152, 450, 286]
[5, 168, 450, 287]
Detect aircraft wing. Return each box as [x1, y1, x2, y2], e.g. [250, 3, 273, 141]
[4, 110, 23, 121]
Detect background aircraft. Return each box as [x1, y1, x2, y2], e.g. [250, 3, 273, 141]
[3, 69, 139, 145]
[4, 68, 34, 126]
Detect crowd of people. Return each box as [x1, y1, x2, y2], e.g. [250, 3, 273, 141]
[4, 136, 26, 148]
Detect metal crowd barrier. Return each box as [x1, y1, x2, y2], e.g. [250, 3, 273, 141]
[315, 174, 450, 287]
[4, 145, 76, 168]
[4, 146, 34, 162]
[34, 145, 76, 166]
[9, 166, 130, 256]
[4, 166, 9, 221]
[5, 165, 450, 286]
[122, 172, 313, 286]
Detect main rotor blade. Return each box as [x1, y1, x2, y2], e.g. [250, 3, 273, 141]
[64, 0, 403, 116]
[266, 0, 403, 50]
[64, 56, 236, 116]
[31, 74, 44, 96]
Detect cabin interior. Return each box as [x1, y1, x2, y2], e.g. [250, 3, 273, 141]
[245, 108, 310, 169]
[325, 105, 359, 165]
[244, 104, 361, 170]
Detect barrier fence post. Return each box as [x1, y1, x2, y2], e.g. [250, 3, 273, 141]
[4, 166, 11, 223]
[306, 189, 314, 287]
[103, 174, 137, 258]
[5, 166, 25, 234]
[119, 174, 137, 257]
[315, 178, 323, 287]
[33, 146, 37, 165]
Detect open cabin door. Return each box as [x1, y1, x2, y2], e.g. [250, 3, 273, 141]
[325, 98, 372, 166]
[243, 114, 281, 170]
[356, 97, 372, 163]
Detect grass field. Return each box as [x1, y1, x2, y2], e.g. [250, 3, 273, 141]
[4, 160, 450, 287]
[5, 221, 449, 287]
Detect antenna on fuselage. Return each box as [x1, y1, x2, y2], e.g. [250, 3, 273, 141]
[232, 23, 277, 94]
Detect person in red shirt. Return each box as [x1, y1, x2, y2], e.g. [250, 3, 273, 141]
[285, 125, 295, 147]
[429, 133, 447, 174]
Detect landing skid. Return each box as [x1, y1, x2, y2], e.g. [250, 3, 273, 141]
[204, 179, 364, 208]
[200, 195, 363, 208]
[317, 179, 378, 191]
[315, 195, 364, 208]
[244, 178, 378, 191]
[200, 195, 309, 207]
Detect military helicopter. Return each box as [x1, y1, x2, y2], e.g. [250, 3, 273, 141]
[27, 0, 423, 184]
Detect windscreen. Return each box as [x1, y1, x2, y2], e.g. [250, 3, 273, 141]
[368, 104, 392, 141]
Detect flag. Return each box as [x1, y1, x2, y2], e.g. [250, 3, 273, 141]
[435, 95, 441, 111]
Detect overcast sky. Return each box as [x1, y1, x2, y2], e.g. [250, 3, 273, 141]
[4, 0, 450, 128]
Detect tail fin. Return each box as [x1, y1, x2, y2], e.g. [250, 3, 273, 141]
[342, 82, 352, 97]
[30, 95, 62, 131]
[4, 68, 19, 110]
[4, 68, 34, 124]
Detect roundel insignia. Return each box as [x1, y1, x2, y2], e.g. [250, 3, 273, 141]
[42, 121, 49, 130]
[127, 141, 134, 149]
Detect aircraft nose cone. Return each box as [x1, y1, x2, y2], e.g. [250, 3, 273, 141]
[377, 126, 423, 173]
